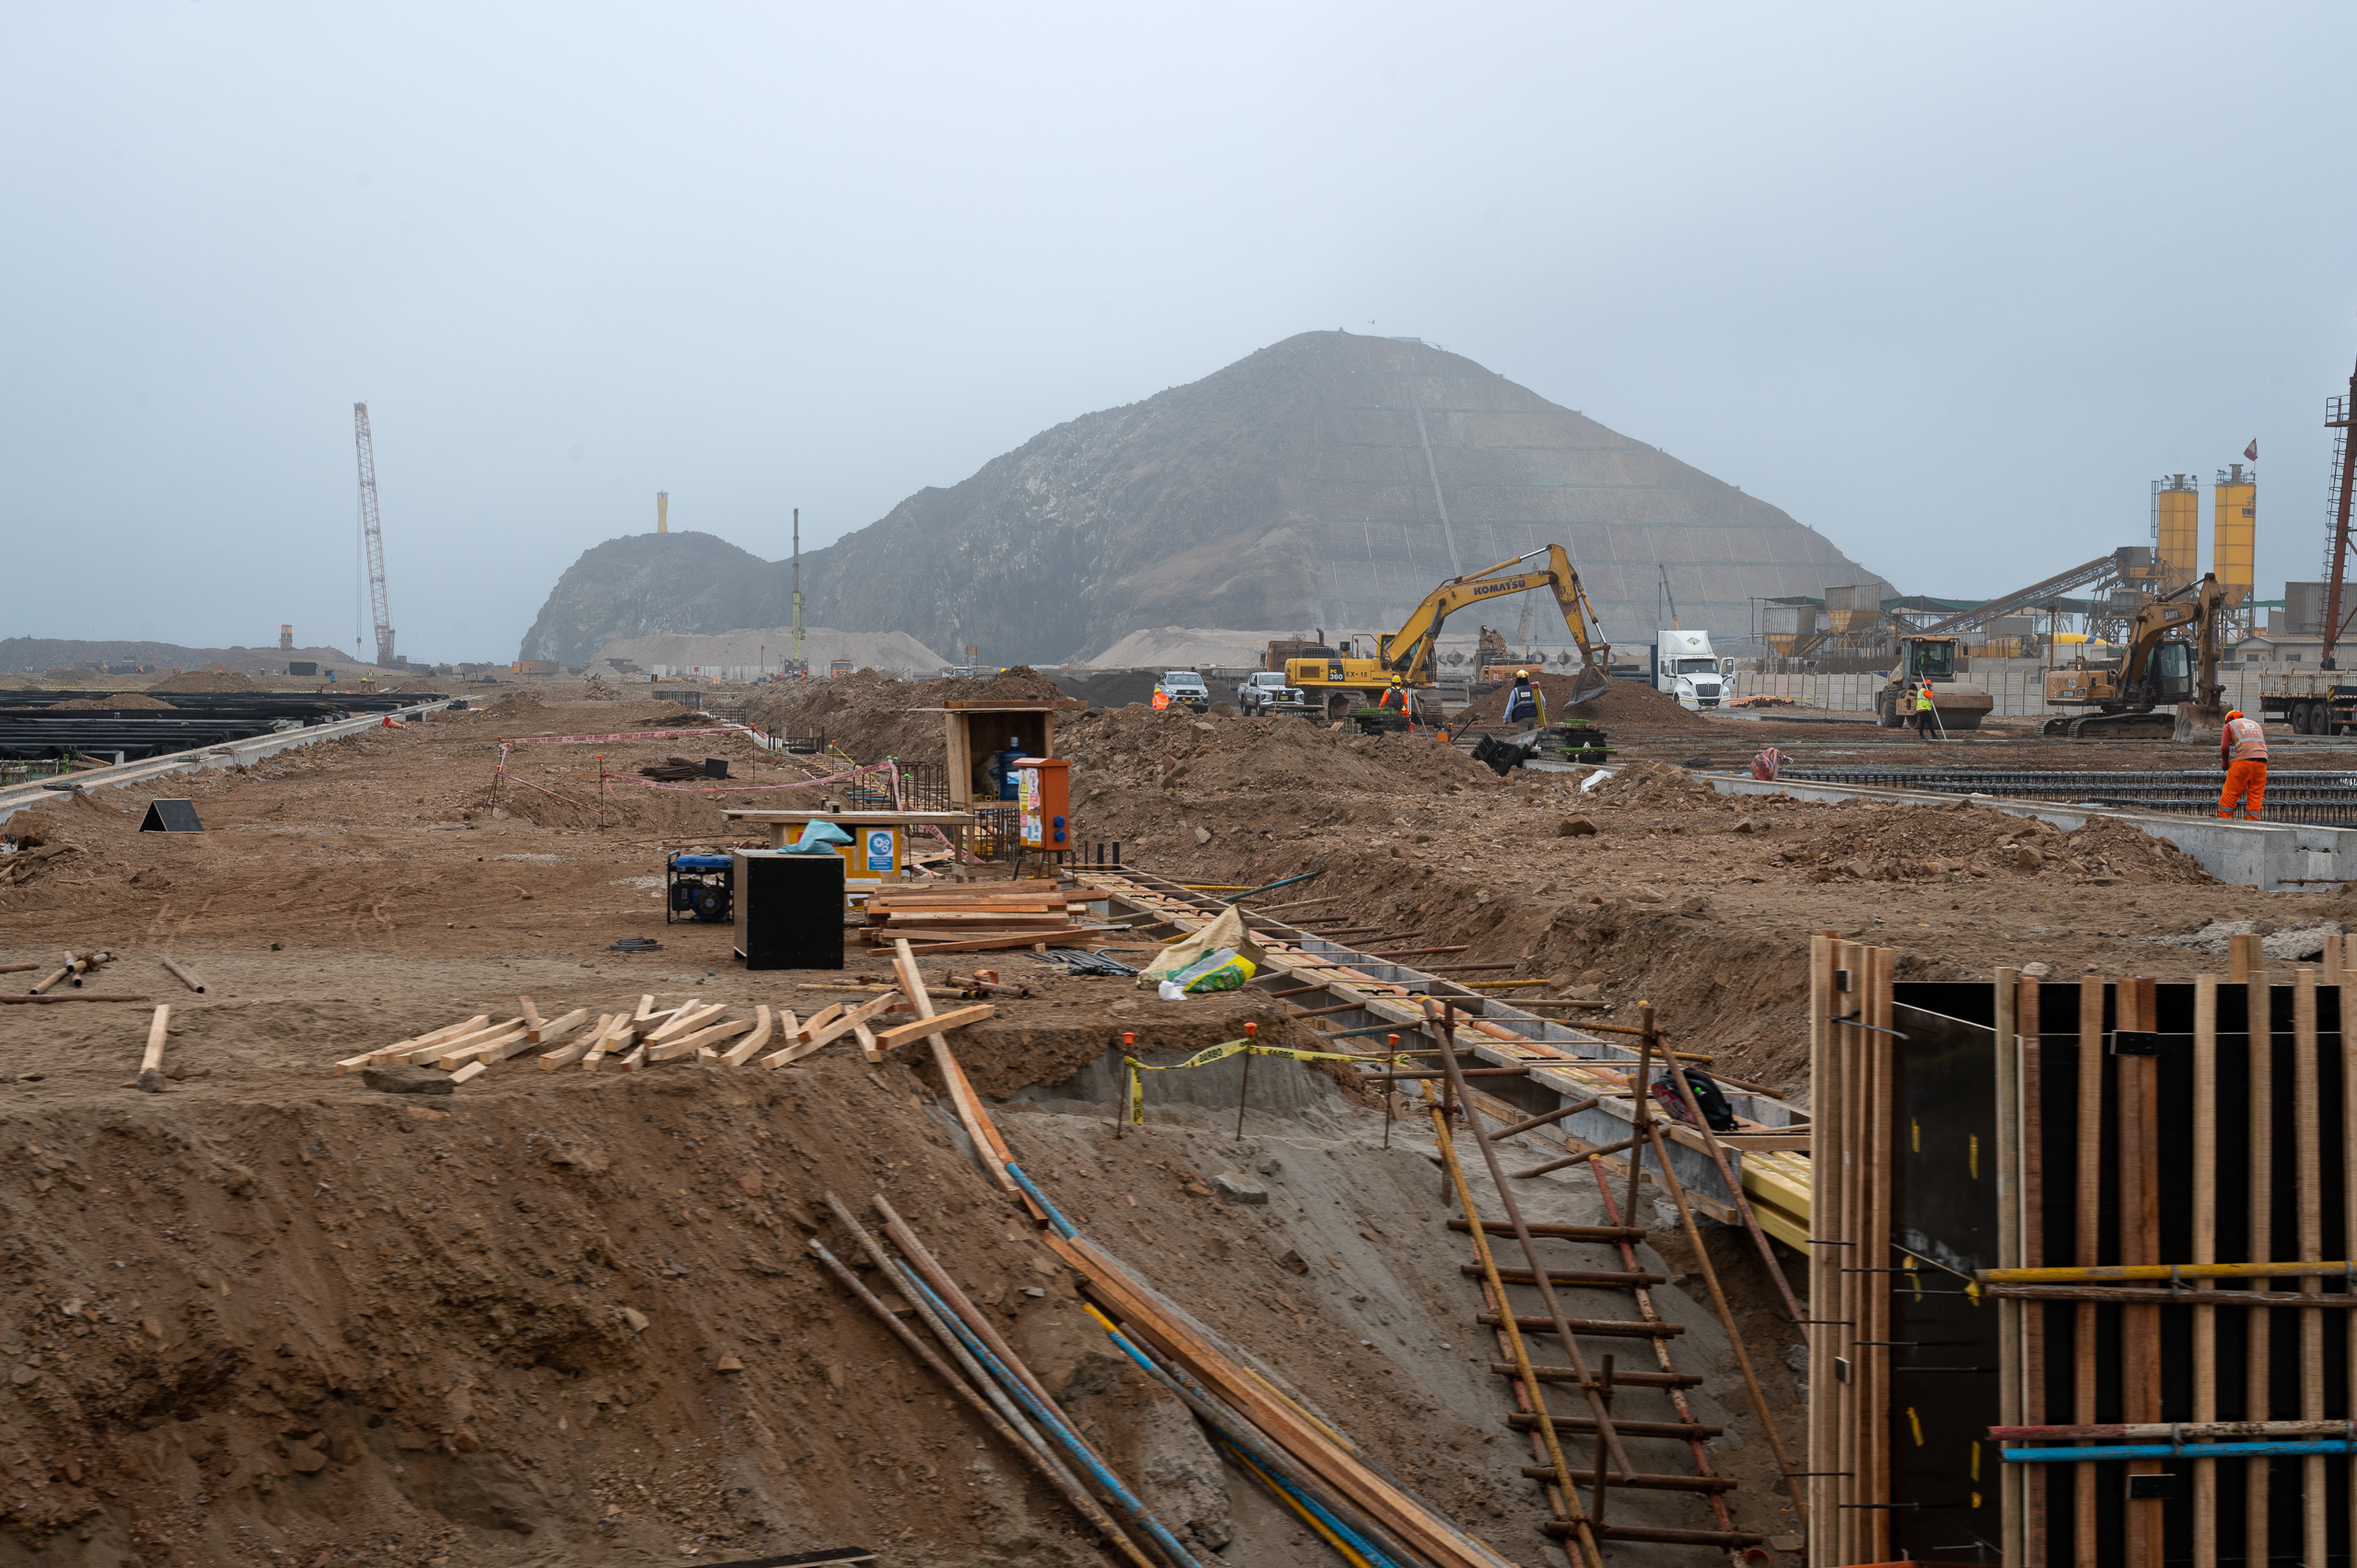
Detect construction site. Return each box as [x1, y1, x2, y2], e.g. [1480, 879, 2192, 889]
[13, 342, 2357, 1568]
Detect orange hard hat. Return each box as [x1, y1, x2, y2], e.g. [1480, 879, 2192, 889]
[2226, 710, 2244, 720]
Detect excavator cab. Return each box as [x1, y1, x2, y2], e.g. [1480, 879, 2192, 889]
[2150, 640, 2192, 703]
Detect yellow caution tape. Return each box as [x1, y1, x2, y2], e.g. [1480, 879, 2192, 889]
[1121, 1037, 1408, 1126]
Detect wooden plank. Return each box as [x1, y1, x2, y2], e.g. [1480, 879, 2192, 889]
[1995, 966, 2024, 1568]
[2074, 973, 2103, 1558]
[2192, 972, 2218, 1568]
[2343, 949, 2357, 1568]
[398, 1016, 523, 1066]
[1048, 1229, 1505, 1568]
[518, 994, 542, 1034]
[720, 1005, 775, 1066]
[581, 1018, 618, 1071]
[644, 1001, 724, 1045]
[648, 1016, 755, 1062]
[1805, 931, 1836, 1567]
[2296, 967, 2326, 1568]
[633, 993, 656, 1021]
[137, 1005, 169, 1093]
[528, 1006, 587, 1045]
[869, 1003, 994, 1053]
[890, 938, 1018, 1192]
[470, 1027, 552, 1070]
[2020, 973, 2048, 1568]
[853, 1020, 879, 1063]
[2247, 970, 2272, 1568]
[795, 993, 904, 1054]
[434, 1025, 529, 1070]
[2119, 976, 2161, 1568]
[539, 1014, 611, 1070]
[449, 1059, 489, 1085]
[333, 1014, 490, 1074]
[610, 1042, 646, 1073]
[906, 928, 1096, 956]
[795, 1003, 845, 1043]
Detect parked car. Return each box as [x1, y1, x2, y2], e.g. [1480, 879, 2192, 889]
[1234, 670, 1309, 714]
[1156, 670, 1212, 710]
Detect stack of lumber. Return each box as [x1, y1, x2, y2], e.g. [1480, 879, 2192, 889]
[862, 885, 1097, 955]
[326, 986, 994, 1080]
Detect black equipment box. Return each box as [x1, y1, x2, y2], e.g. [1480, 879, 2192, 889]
[733, 850, 843, 970]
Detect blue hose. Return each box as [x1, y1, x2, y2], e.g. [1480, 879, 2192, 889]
[1092, 1316, 1407, 1568]
[893, 1264, 1209, 1568]
[2004, 1440, 2355, 1463]
[1006, 1161, 1078, 1238]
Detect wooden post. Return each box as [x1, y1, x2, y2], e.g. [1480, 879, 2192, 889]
[2073, 973, 2104, 1558]
[2019, 971, 2048, 1568]
[2295, 967, 2325, 1568]
[2247, 970, 2272, 1568]
[2120, 977, 2163, 1568]
[137, 1005, 168, 1093]
[1863, 945, 1894, 1563]
[1995, 967, 2026, 1568]
[1806, 932, 1839, 1568]
[2191, 973, 2219, 1568]
[2341, 951, 2357, 1568]
[2230, 930, 2262, 984]
[2324, 932, 2345, 990]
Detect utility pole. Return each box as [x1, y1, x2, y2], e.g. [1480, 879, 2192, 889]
[792, 508, 805, 669]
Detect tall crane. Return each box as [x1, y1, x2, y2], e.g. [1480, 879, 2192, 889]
[353, 402, 396, 668]
[2322, 350, 2357, 668]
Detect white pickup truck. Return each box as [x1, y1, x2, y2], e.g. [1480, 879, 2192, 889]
[1234, 670, 1310, 714]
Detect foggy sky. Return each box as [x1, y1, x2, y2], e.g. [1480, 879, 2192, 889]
[5, 3, 2353, 662]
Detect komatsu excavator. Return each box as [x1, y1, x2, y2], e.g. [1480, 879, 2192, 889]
[2041, 573, 2228, 739]
[1285, 546, 1614, 721]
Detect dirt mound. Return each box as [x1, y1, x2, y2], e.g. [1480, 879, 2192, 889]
[1059, 705, 1499, 806]
[744, 667, 1070, 770]
[1785, 801, 2219, 886]
[46, 693, 176, 711]
[1458, 672, 1714, 730]
[149, 669, 266, 693]
[1585, 761, 1724, 809]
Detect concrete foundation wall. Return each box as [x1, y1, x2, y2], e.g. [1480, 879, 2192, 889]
[1726, 662, 2285, 719]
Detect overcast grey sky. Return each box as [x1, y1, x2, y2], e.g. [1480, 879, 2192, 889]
[5, 3, 2352, 660]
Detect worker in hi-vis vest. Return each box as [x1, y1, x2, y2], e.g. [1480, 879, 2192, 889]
[1913, 679, 1938, 740]
[2219, 708, 2268, 819]
[1150, 685, 1170, 710]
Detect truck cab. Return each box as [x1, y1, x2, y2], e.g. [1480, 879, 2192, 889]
[1156, 670, 1211, 710]
[1654, 630, 1724, 710]
[1234, 670, 1306, 714]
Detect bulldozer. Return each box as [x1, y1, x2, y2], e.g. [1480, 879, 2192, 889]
[1872, 635, 1994, 730]
[2040, 573, 2227, 739]
[1285, 545, 1613, 722]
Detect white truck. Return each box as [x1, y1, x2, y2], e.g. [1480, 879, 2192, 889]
[1233, 670, 1310, 714]
[1654, 630, 1724, 710]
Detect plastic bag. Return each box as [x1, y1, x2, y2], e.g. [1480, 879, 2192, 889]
[1166, 947, 1257, 995]
[782, 820, 854, 855]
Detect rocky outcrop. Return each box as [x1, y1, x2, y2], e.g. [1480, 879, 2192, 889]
[521, 331, 1889, 664]
[517, 532, 787, 666]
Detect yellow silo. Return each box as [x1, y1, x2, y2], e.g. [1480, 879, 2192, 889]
[2153, 475, 2199, 592]
[2213, 462, 2256, 633]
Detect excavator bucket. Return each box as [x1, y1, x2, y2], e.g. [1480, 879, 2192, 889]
[1557, 661, 1611, 707]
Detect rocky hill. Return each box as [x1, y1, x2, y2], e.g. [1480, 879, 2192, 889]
[522, 331, 1887, 664]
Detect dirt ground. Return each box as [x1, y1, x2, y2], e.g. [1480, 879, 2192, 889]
[0, 685, 2337, 1563]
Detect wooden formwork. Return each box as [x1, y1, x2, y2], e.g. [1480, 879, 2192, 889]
[1811, 933, 2357, 1568]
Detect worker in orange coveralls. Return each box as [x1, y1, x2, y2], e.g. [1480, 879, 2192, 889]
[2218, 708, 2268, 819]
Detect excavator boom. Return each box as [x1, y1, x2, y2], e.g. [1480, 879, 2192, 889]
[1285, 545, 1613, 717]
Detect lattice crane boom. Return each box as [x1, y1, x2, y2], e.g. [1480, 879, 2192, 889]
[354, 402, 395, 668]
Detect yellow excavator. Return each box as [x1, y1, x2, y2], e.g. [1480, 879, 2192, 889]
[1284, 545, 1614, 720]
[2041, 573, 2228, 739]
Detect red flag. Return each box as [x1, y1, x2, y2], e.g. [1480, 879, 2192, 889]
[2245, 439, 2258, 461]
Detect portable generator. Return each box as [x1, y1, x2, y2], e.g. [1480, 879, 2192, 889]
[666, 853, 735, 923]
